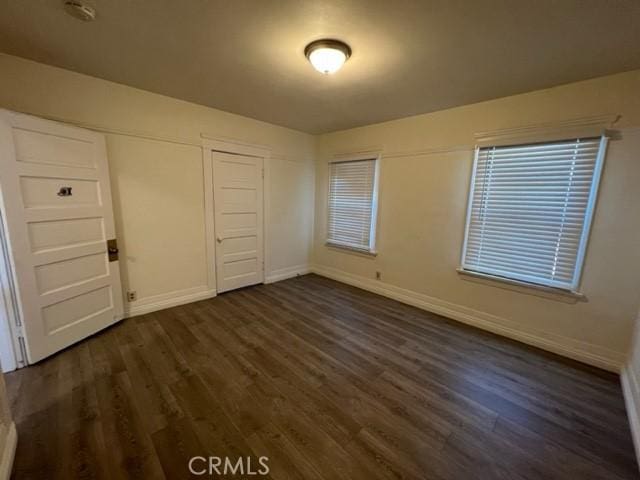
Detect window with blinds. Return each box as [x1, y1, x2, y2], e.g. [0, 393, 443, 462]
[461, 137, 607, 291]
[327, 158, 379, 253]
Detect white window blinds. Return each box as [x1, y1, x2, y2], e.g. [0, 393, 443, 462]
[461, 137, 607, 291]
[327, 159, 378, 252]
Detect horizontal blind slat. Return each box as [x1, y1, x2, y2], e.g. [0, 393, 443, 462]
[327, 159, 376, 250]
[463, 136, 602, 289]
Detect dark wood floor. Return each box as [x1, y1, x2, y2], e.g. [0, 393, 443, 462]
[5, 274, 638, 479]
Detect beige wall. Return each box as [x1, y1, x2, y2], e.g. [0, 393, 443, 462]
[268, 158, 315, 275]
[0, 53, 315, 313]
[1, 51, 639, 373]
[314, 70, 640, 371]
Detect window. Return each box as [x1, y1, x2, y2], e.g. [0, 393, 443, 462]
[327, 158, 379, 253]
[460, 136, 608, 291]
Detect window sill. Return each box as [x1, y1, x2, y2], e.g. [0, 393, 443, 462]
[456, 268, 585, 303]
[325, 242, 377, 258]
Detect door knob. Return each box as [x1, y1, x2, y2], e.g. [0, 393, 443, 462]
[216, 236, 223, 243]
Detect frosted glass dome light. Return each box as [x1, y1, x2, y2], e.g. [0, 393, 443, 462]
[305, 39, 351, 74]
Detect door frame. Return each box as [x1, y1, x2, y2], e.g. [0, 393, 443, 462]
[0, 212, 24, 372]
[201, 135, 270, 294]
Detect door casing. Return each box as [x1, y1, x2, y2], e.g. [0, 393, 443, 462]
[201, 136, 269, 295]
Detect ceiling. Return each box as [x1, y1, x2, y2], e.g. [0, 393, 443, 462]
[0, 1, 639, 134]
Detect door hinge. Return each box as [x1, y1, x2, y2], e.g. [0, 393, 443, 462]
[262, 169, 264, 179]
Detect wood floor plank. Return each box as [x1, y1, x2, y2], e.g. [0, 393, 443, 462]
[94, 371, 165, 479]
[115, 321, 183, 434]
[6, 274, 638, 479]
[493, 417, 632, 480]
[150, 416, 206, 480]
[246, 422, 325, 480]
[10, 405, 60, 479]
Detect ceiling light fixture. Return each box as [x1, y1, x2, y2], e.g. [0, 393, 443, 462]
[64, 1, 96, 22]
[304, 39, 351, 75]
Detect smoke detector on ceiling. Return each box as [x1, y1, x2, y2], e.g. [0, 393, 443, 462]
[64, 1, 96, 22]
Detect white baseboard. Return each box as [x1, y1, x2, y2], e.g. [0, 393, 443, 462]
[122, 263, 310, 319]
[310, 264, 623, 372]
[0, 422, 16, 480]
[124, 286, 216, 318]
[265, 264, 311, 284]
[622, 365, 640, 469]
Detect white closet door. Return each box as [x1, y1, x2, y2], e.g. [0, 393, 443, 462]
[0, 110, 124, 364]
[212, 151, 264, 293]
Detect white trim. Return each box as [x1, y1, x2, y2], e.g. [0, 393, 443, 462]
[201, 134, 270, 159]
[263, 154, 272, 281]
[456, 268, 584, 301]
[474, 114, 619, 147]
[326, 127, 630, 164]
[201, 136, 271, 293]
[572, 135, 608, 290]
[369, 155, 381, 253]
[325, 242, 377, 257]
[7, 108, 200, 147]
[124, 286, 216, 317]
[202, 146, 217, 294]
[459, 146, 479, 268]
[459, 136, 608, 292]
[310, 264, 623, 372]
[203, 137, 269, 292]
[0, 422, 17, 480]
[622, 365, 640, 470]
[329, 144, 474, 161]
[326, 153, 381, 254]
[0, 212, 21, 372]
[383, 145, 472, 159]
[265, 264, 311, 284]
[331, 151, 382, 162]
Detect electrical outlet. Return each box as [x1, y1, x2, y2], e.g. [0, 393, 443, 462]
[376, 271, 382, 280]
[127, 291, 137, 302]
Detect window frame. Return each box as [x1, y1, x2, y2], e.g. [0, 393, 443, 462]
[459, 135, 608, 294]
[325, 154, 381, 255]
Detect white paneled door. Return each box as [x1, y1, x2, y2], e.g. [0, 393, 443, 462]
[212, 151, 264, 293]
[0, 110, 124, 364]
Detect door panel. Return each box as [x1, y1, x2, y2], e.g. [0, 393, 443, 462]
[28, 217, 104, 252]
[212, 151, 263, 293]
[220, 188, 257, 212]
[0, 110, 124, 363]
[13, 127, 96, 168]
[42, 286, 113, 334]
[20, 176, 100, 208]
[35, 253, 108, 294]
